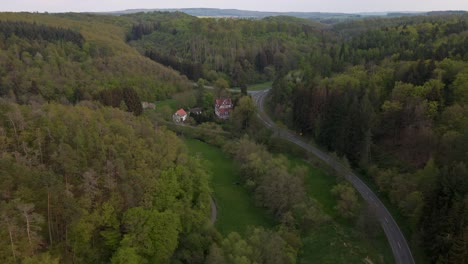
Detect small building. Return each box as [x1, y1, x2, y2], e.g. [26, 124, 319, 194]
[173, 108, 188, 123]
[142, 102, 156, 110]
[189, 107, 203, 115]
[215, 98, 233, 119]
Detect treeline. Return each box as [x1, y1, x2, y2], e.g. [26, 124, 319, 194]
[303, 16, 468, 78]
[332, 13, 468, 38]
[125, 12, 324, 85]
[97, 87, 143, 116]
[145, 49, 203, 80]
[345, 19, 468, 63]
[206, 227, 299, 264]
[0, 101, 213, 263]
[126, 21, 161, 41]
[0, 21, 84, 47]
[271, 14, 468, 263]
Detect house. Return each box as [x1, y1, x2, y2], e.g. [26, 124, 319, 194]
[173, 108, 188, 123]
[215, 98, 233, 119]
[142, 102, 156, 110]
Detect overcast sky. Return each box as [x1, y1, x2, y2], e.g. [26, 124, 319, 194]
[2, 0, 468, 13]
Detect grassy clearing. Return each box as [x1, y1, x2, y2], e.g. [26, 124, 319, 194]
[248, 81, 273, 91]
[286, 156, 337, 217]
[154, 99, 177, 113]
[184, 139, 273, 235]
[185, 137, 393, 262]
[286, 156, 394, 264]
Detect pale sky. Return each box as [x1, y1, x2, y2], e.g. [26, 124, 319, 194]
[1, 0, 468, 13]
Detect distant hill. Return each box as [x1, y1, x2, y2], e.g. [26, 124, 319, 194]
[105, 8, 358, 19]
[102, 8, 466, 23]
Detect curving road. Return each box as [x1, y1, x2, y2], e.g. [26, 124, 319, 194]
[249, 89, 415, 264]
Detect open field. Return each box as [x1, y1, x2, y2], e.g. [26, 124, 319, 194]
[185, 139, 273, 235]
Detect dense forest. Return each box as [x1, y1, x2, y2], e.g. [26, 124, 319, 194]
[0, 10, 467, 263]
[125, 12, 325, 86]
[0, 102, 212, 263]
[271, 13, 468, 263]
[0, 14, 190, 108]
[0, 13, 209, 263]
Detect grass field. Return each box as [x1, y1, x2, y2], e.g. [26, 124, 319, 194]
[154, 98, 177, 113]
[185, 139, 273, 235]
[247, 81, 273, 91]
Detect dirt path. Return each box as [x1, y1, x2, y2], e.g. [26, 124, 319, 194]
[210, 196, 217, 224]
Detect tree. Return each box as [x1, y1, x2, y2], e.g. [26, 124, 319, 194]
[247, 227, 296, 264]
[111, 245, 145, 264]
[238, 83, 247, 97]
[274, 52, 287, 75]
[230, 96, 256, 133]
[122, 87, 143, 116]
[119, 207, 181, 263]
[331, 183, 360, 219]
[232, 62, 247, 88]
[221, 232, 254, 264]
[214, 78, 229, 98]
[0, 202, 18, 262]
[422, 162, 468, 263]
[196, 78, 205, 107]
[16, 202, 44, 255]
[213, 228, 299, 264]
[205, 244, 227, 264]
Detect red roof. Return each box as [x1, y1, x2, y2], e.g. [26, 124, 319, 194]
[215, 98, 232, 107]
[176, 108, 187, 116]
[215, 98, 233, 119]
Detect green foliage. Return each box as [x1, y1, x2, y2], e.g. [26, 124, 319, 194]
[226, 137, 328, 229]
[120, 207, 181, 263]
[22, 252, 60, 264]
[0, 20, 84, 46]
[185, 139, 273, 235]
[0, 12, 191, 105]
[2, 10, 468, 264]
[0, 101, 212, 262]
[208, 227, 299, 264]
[230, 96, 256, 133]
[98, 87, 143, 115]
[269, 13, 468, 263]
[421, 162, 468, 264]
[331, 183, 360, 219]
[127, 12, 322, 83]
[111, 246, 145, 264]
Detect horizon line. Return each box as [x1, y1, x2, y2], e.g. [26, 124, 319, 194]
[1, 7, 467, 14]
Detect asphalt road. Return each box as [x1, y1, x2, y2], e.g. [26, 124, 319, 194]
[249, 89, 415, 264]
